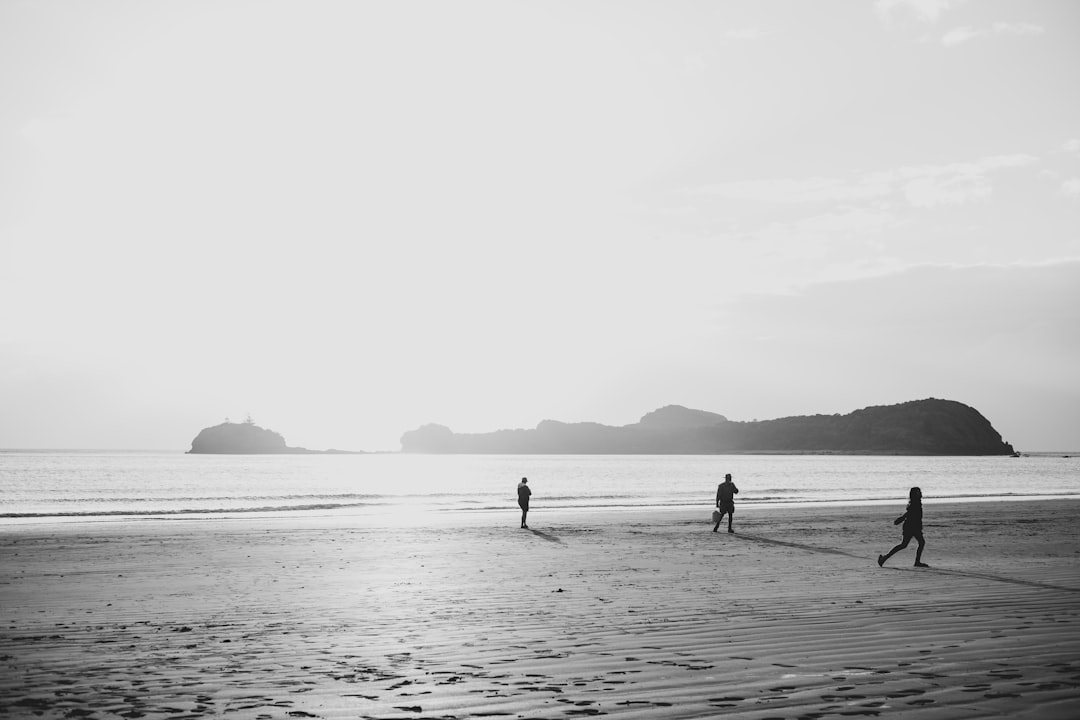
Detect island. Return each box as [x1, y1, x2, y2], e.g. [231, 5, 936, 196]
[187, 420, 363, 454]
[399, 398, 1016, 455]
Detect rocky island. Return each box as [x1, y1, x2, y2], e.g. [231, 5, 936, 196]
[187, 421, 362, 454]
[400, 398, 1015, 455]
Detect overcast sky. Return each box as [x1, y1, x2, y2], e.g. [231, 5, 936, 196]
[2, 0, 1078, 452]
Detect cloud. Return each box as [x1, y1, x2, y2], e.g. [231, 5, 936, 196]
[1063, 178, 1080, 199]
[1063, 139, 1080, 156]
[940, 26, 980, 46]
[684, 154, 1037, 208]
[685, 176, 890, 204]
[941, 22, 1045, 47]
[751, 208, 896, 249]
[895, 154, 1038, 207]
[904, 174, 990, 206]
[723, 28, 770, 41]
[876, 0, 963, 24]
[727, 259, 1080, 339]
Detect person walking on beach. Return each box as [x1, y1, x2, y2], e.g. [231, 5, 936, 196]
[713, 473, 739, 533]
[517, 477, 531, 529]
[878, 486, 929, 568]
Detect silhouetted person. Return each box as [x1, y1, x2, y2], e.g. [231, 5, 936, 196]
[517, 477, 531, 529]
[878, 486, 929, 568]
[713, 473, 739, 533]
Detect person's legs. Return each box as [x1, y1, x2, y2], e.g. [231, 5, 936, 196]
[520, 504, 528, 528]
[914, 533, 927, 566]
[714, 509, 729, 532]
[879, 535, 911, 565]
[727, 506, 735, 533]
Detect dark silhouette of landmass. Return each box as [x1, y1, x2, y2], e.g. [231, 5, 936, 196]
[187, 421, 363, 454]
[399, 399, 1015, 455]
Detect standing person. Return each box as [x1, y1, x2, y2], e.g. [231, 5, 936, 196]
[878, 487, 929, 568]
[517, 477, 531, 529]
[713, 473, 739, 533]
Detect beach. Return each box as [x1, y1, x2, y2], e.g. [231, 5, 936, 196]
[2, 500, 1078, 719]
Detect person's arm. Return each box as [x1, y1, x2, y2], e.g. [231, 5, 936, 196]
[733, 484, 739, 494]
[894, 512, 907, 525]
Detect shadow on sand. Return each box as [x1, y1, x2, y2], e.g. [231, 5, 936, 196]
[917, 567, 1080, 593]
[526, 528, 564, 544]
[732, 533, 861, 559]
[734, 534, 1079, 593]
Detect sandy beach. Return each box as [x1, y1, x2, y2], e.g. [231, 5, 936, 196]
[2, 500, 1078, 719]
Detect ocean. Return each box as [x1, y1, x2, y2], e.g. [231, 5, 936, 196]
[1, 451, 1077, 523]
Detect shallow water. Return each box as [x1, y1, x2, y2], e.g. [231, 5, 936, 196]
[1, 451, 1077, 520]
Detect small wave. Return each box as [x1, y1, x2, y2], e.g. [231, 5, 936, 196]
[0, 501, 378, 519]
[535, 494, 626, 501]
[39, 493, 390, 504]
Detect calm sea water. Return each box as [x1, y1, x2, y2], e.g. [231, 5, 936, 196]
[1, 451, 1077, 522]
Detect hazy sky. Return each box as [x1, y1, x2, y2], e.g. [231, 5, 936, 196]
[2, 0, 1078, 452]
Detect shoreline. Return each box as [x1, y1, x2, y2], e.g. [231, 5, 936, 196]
[2, 493, 1078, 528]
[2, 500, 1079, 718]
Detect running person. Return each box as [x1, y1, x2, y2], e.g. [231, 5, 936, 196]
[878, 486, 929, 568]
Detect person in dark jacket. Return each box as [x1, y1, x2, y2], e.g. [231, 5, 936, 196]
[517, 477, 531, 529]
[713, 473, 739, 533]
[878, 486, 929, 567]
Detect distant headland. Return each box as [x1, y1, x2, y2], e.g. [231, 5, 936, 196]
[399, 399, 1016, 456]
[186, 420, 363, 455]
[188, 399, 1015, 455]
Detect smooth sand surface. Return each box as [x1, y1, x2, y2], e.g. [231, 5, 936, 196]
[2, 500, 1079, 719]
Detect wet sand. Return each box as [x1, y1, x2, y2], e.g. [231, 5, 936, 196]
[1, 500, 1078, 718]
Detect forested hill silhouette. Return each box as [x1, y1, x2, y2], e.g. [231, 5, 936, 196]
[187, 421, 363, 454]
[399, 399, 1015, 455]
